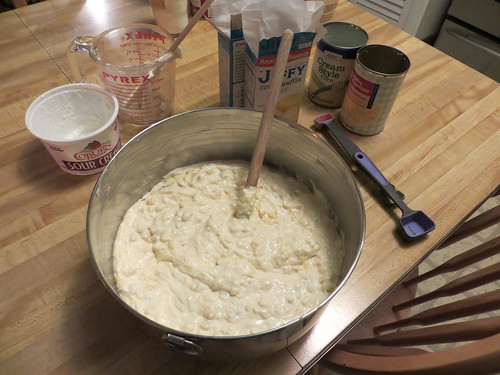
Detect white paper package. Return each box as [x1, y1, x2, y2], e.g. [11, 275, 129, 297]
[241, 0, 324, 121]
[211, 0, 325, 118]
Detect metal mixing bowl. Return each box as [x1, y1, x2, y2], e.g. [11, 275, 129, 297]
[87, 108, 365, 361]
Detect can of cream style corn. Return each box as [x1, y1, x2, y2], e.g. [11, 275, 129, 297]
[308, 22, 368, 108]
[339, 44, 410, 135]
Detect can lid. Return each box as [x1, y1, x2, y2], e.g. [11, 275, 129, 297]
[25, 83, 119, 143]
[357, 44, 411, 76]
[322, 22, 368, 49]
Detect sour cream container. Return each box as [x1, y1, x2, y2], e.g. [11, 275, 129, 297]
[308, 22, 368, 108]
[25, 83, 121, 175]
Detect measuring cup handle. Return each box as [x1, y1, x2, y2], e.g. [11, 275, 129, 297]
[67, 36, 95, 83]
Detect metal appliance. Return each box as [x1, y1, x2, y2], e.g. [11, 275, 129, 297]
[434, 0, 500, 82]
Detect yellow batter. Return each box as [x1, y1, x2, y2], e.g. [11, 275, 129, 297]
[113, 161, 344, 336]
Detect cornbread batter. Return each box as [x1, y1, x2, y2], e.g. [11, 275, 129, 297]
[113, 161, 344, 336]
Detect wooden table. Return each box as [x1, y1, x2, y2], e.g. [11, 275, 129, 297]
[1, 1, 498, 374]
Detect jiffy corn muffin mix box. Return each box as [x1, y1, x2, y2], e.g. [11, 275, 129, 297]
[216, 14, 246, 107]
[243, 32, 316, 121]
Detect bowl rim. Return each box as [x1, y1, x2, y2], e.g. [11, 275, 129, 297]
[86, 107, 366, 341]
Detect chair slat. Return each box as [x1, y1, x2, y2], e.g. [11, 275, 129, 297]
[404, 237, 500, 287]
[350, 316, 500, 346]
[335, 343, 428, 357]
[315, 194, 500, 375]
[374, 289, 500, 333]
[321, 333, 500, 375]
[394, 262, 500, 311]
[438, 205, 499, 249]
[12, 0, 29, 8]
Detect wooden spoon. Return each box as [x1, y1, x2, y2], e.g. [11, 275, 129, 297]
[236, 29, 295, 218]
[167, 0, 215, 54]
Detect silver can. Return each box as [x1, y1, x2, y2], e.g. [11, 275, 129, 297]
[340, 44, 411, 135]
[308, 22, 368, 108]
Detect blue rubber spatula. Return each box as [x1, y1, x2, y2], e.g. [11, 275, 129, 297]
[313, 113, 436, 241]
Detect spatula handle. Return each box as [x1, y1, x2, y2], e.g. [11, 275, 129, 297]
[323, 117, 407, 211]
[246, 29, 294, 187]
[353, 151, 410, 213]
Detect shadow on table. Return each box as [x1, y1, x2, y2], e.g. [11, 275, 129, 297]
[17, 138, 100, 192]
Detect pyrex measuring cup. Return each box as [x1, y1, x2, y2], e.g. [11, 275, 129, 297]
[67, 24, 181, 126]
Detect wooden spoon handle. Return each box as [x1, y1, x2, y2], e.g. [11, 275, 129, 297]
[167, 0, 215, 53]
[246, 29, 294, 187]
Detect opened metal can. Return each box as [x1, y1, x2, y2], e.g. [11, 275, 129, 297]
[308, 22, 368, 108]
[340, 44, 411, 135]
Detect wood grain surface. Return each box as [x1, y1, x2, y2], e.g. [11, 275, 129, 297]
[1, 0, 498, 374]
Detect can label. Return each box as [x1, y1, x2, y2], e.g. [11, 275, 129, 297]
[347, 71, 380, 108]
[340, 45, 410, 136]
[340, 68, 385, 134]
[308, 22, 367, 108]
[309, 46, 356, 108]
[61, 139, 121, 174]
[44, 119, 121, 175]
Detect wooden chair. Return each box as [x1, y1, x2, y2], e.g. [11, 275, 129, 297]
[11, 0, 45, 9]
[11, 0, 28, 8]
[312, 189, 500, 375]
